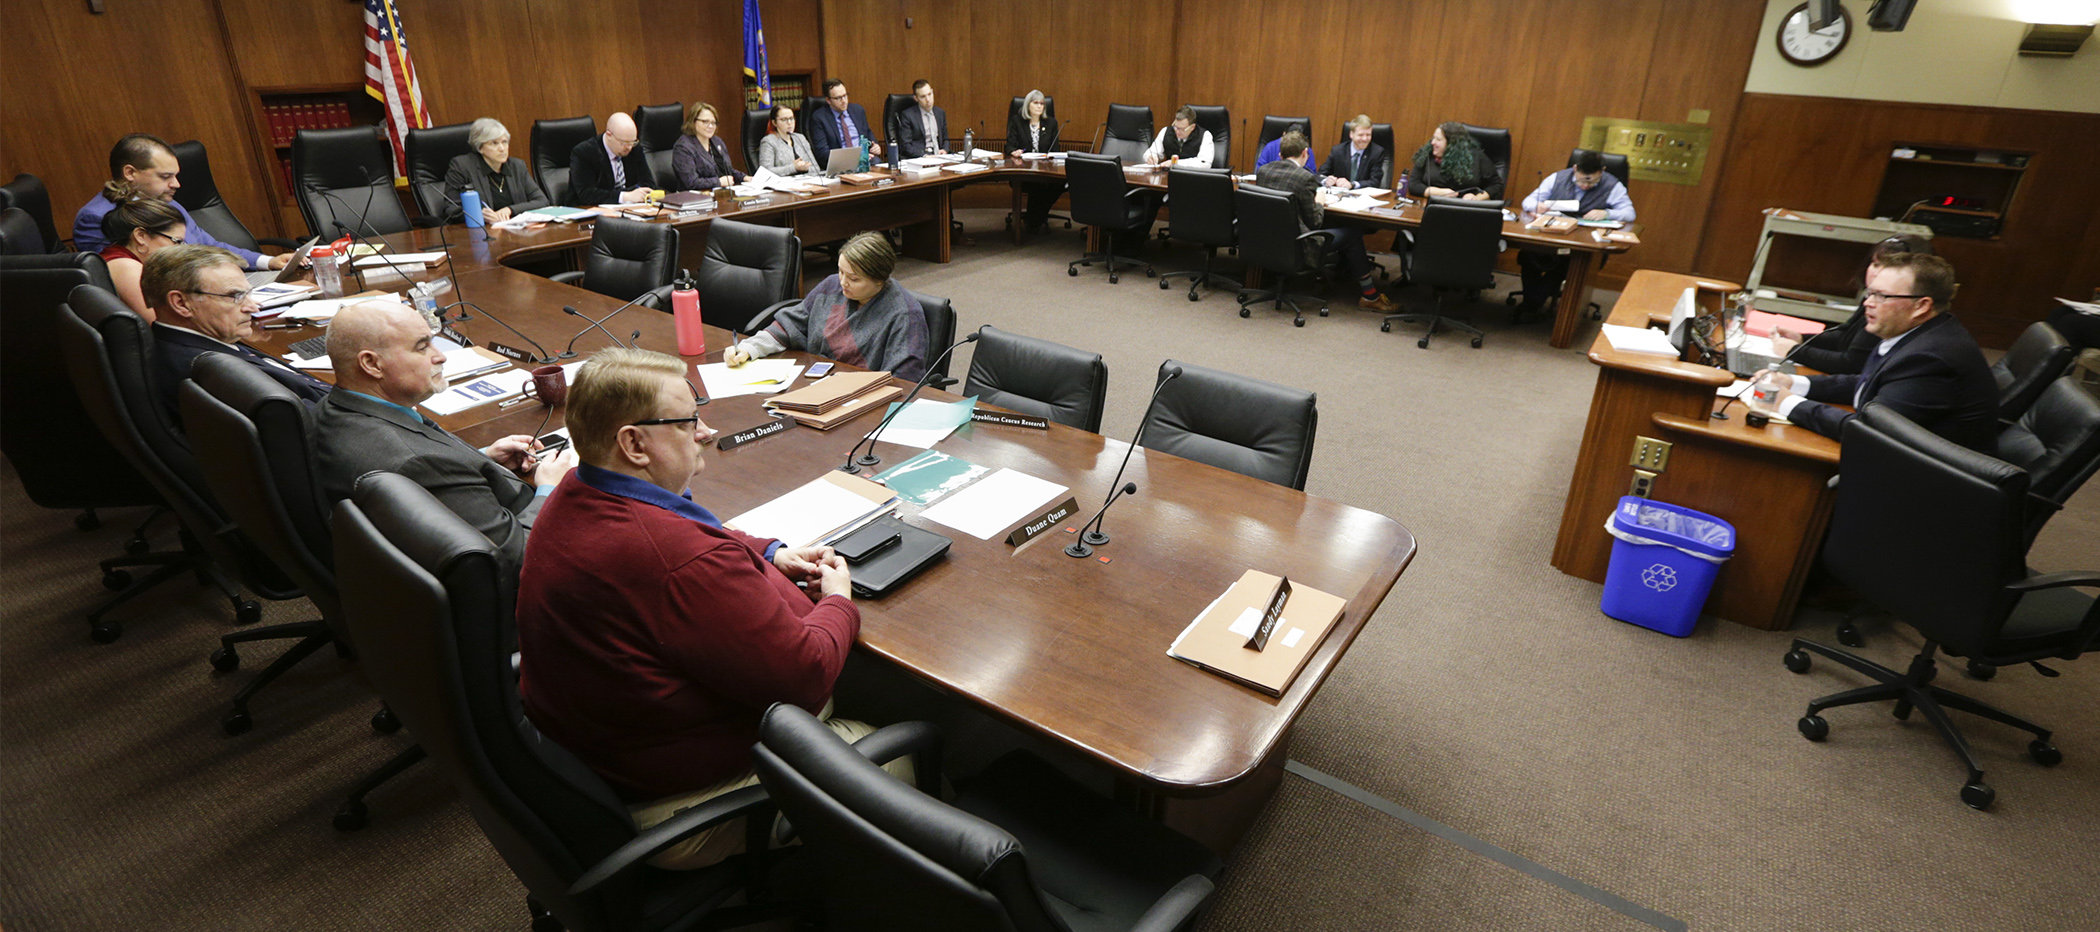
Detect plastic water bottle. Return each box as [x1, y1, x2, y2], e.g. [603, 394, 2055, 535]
[460, 188, 483, 228]
[672, 269, 705, 356]
[962, 127, 974, 160]
[312, 243, 343, 298]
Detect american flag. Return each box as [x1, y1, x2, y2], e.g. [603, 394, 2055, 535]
[363, 0, 430, 177]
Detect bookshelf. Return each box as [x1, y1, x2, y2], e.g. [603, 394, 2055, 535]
[247, 84, 384, 234]
[743, 73, 813, 114]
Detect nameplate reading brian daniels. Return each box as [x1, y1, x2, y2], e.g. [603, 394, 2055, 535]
[970, 410, 1050, 431]
[485, 341, 533, 363]
[1005, 496, 1080, 548]
[716, 417, 797, 451]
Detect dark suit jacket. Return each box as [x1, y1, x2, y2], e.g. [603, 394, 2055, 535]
[895, 104, 949, 159]
[311, 389, 543, 567]
[442, 154, 549, 221]
[1790, 302, 1876, 375]
[1254, 158, 1327, 266]
[567, 135, 655, 206]
[807, 102, 875, 168]
[1005, 112, 1060, 154]
[152, 323, 331, 423]
[1792, 312, 1998, 452]
[1321, 141, 1389, 188]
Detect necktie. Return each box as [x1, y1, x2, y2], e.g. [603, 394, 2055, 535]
[1352, 150, 1361, 179]
[1855, 345, 1891, 409]
[840, 111, 857, 147]
[611, 147, 626, 188]
[924, 110, 937, 150]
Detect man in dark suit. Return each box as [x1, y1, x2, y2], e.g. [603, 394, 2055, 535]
[312, 300, 575, 566]
[895, 78, 949, 159]
[567, 111, 655, 206]
[1253, 132, 1397, 312]
[807, 78, 882, 170]
[143, 244, 331, 423]
[1320, 115, 1388, 190]
[1752, 253, 1997, 451]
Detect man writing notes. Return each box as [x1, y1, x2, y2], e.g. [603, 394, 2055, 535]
[313, 301, 576, 568]
[896, 79, 949, 159]
[1144, 106, 1216, 168]
[1515, 150, 1635, 320]
[1747, 253, 1997, 451]
[568, 111, 654, 206]
[1254, 132, 1397, 313]
[808, 79, 883, 169]
[516, 348, 908, 869]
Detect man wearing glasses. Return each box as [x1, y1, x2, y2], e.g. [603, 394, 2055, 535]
[142, 245, 331, 421]
[567, 111, 656, 206]
[1749, 252, 1996, 451]
[807, 78, 883, 170]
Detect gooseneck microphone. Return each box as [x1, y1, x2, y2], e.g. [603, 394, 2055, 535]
[839, 329, 983, 474]
[1712, 321, 1813, 421]
[560, 294, 656, 357]
[1066, 366, 1181, 558]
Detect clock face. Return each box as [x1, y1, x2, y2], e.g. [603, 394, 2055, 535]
[1778, 3, 1851, 66]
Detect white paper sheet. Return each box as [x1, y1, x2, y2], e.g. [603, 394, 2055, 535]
[697, 360, 805, 398]
[420, 368, 533, 415]
[867, 398, 973, 449]
[919, 468, 1068, 540]
[728, 478, 892, 549]
[1600, 323, 1678, 357]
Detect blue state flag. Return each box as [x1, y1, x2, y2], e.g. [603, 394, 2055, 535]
[743, 0, 771, 105]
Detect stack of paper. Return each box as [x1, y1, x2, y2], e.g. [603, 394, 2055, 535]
[1744, 309, 1827, 338]
[512, 206, 596, 223]
[940, 162, 991, 174]
[420, 368, 534, 415]
[442, 346, 512, 382]
[1167, 569, 1346, 696]
[919, 468, 1068, 540]
[764, 371, 902, 429]
[697, 359, 805, 399]
[353, 253, 446, 269]
[725, 471, 899, 548]
[1600, 323, 1679, 357]
[867, 397, 976, 448]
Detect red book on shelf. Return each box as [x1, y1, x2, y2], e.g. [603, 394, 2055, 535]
[298, 102, 316, 134]
[265, 106, 284, 146]
[334, 102, 351, 127]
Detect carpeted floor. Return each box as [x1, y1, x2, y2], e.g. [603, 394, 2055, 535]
[5, 209, 2097, 931]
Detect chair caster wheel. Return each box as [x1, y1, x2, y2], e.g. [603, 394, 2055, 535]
[1470, 337, 1483, 348]
[1067, 267, 1078, 277]
[1960, 780, 1994, 810]
[210, 646, 239, 673]
[222, 710, 253, 736]
[1318, 307, 1329, 317]
[372, 707, 401, 734]
[1187, 292, 1199, 302]
[1505, 293, 1520, 306]
[1836, 621, 1864, 648]
[1159, 279, 1168, 289]
[75, 511, 102, 531]
[1417, 338, 1430, 349]
[91, 621, 123, 644]
[1966, 660, 1997, 681]
[1294, 318, 1305, 328]
[1240, 308, 1252, 319]
[236, 601, 262, 625]
[1798, 715, 1828, 741]
[102, 570, 132, 591]
[1381, 323, 1391, 332]
[1144, 269, 1155, 278]
[1783, 649, 1811, 674]
[124, 536, 150, 555]
[1109, 274, 1119, 284]
[2029, 740, 2062, 766]
[333, 800, 368, 832]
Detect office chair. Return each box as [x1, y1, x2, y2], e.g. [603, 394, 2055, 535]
[54, 286, 273, 646]
[1568, 147, 1632, 186]
[1992, 322, 2075, 423]
[1098, 103, 1154, 162]
[1996, 376, 2100, 549]
[1142, 359, 1318, 490]
[549, 217, 679, 309]
[1259, 115, 1310, 154]
[632, 102, 684, 185]
[882, 93, 917, 157]
[1457, 122, 1512, 191]
[291, 125, 414, 240]
[1232, 185, 1333, 327]
[696, 217, 802, 332]
[1003, 95, 1071, 232]
[0, 208, 42, 255]
[1504, 148, 1630, 321]
[1064, 153, 1156, 284]
[741, 107, 775, 174]
[1385, 202, 1502, 348]
[404, 122, 476, 223]
[1783, 404, 2100, 810]
[1335, 122, 1397, 188]
[962, 326, 1108, 432]
[169, 141, 301, 254]
[1187, 104, 1232, 170]
[754, 703, 1221, 932]
[1158, 168, 1241, 302]
[530, 115, 597, 208]
[740, 288, 956, 389]
[0, 173, 64, 252]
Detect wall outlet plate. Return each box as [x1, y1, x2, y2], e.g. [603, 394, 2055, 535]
[1631, 436, 1672, 471]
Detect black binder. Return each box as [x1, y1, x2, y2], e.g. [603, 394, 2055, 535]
[837, 516, 951, 597]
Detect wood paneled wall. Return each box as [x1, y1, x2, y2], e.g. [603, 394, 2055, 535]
[1696, 94, 2100, 348]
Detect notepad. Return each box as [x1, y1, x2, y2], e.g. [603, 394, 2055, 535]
[726, 471, 899, 548]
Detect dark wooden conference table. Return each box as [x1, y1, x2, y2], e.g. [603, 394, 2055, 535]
[253, 217, 1417, 852]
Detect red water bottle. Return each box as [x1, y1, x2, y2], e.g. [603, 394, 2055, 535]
[671, 269, 705, 356]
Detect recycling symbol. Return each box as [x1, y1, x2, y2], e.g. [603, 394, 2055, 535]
[1640, 564, 1678, 592]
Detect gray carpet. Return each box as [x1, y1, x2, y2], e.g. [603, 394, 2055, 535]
[5, 209, 2097, 931]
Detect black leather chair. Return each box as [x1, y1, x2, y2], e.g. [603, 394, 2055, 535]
[1995, 376, 2100, 548]
[1142, 360, 1317, 490]
[0, 173, 63, 252]
[1187, 104, 1232, 170]
[1783, 404, 2100, 810]
[53, 285, 272, 645]
[1503, 148, 1630, 321]
[753, 703, 1221, 932]
[1991, 321, 2075, 423]
[0, 208, 42, 255]
[1335, 122, 1398, 188]
[1099, 103, 1154, 162]
[170, 140, 300, 254]
[742, 107, 775, 174]
[882, 93, 917, 158]
[1384, 202, 1502, 348]
[291, 125, 414, 240]
[1567, 147, 1632, 187]
[531, 115, 597, 208]
[697, 217, 801, 332]
[550, 217, 679, 309]
[1158, 168, 1241, 302]
[633, 102, 683, 185]
[739, 287, 955, 389]
[1003, 95, 1071, 232]
[1457, 122, 1512, 190]
[962, 326, 1107, 433]
[1233, 185, 1332, 327]
[1260, 114, 1311, 152]
[333, 472, 825, 932]
[404, 122, 476, 222]
[1064, 153, 1155, 283]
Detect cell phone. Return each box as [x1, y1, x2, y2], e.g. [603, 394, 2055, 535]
[805, 362, 835, 378]
[535, 431, 570, 452]
[833, 524, 900, 564]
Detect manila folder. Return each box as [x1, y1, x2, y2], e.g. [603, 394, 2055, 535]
[1168, 569, 1345, 697]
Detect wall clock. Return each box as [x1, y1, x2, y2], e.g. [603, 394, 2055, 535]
[1777, 2, 1851, 66]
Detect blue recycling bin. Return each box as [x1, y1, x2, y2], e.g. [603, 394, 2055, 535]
[1600, 496, 1735, 637]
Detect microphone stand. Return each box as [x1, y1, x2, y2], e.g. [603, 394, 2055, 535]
[839, 329, 982, 474]
[559, 295, 654, 356]
[1712, 309, 1812, 421]
[1066, 366, 1181, 557]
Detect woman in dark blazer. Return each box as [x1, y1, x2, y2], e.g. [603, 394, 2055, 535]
[443, 118, 550, 223]
[1006, 89, 1065, 233]
[671, 102, 747, 191]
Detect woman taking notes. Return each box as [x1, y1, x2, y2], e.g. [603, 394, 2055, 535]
[759, 104, 819, 176]
[722, 232, 930, 382]
[1407, 122, 1502, 201]
[672, 102, 748, 191]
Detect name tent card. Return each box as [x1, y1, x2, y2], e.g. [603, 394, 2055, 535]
[1005, 497, 1080, 548]
[970, 409, 1050, 430]
[716, 416, 797, 451]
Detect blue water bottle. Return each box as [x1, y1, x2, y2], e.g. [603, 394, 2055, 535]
[461, 188, 483, 228]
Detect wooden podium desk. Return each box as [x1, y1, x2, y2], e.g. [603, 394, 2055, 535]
[1550, 270, 1841, 631]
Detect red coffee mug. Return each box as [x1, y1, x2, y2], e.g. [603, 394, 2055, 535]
[522, 364, 567, 406]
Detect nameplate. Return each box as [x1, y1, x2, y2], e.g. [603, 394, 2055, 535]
[1005, 496, 1080, 548]
[485, 341, 533, 363]
[969, 410, 1050, 431]
[438, 322, 473, 347]
[716, 416, 797, 451]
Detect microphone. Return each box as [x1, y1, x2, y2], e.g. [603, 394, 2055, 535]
[1092, 121, 1109, 154]
[1712, 312, 1812, 421]
[328, 216, 429, 294]
[559, 294, 654, 357]
[1066, 366, 1181, 558]
[838, 329, 983, 474]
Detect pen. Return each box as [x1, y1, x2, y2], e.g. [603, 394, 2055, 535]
[499, 396, 532, 409]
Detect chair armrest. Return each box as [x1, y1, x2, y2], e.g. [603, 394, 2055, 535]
[549, 270, 585, 286]
[742, 298, 800, 335]
[257, 237, 303, 251]
[638, 284, 673, 312]
[2008, 571, 2100, 592]
[1297, 230, 1336, 248]
[851, 720, 944, 797]
[567, 783, 773, 896]
[1125, 874, 1217, 932]
[1122, 188, 1152, 202]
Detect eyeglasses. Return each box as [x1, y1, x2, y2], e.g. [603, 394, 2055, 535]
[154, 230, 185, 244]
[187, 288, 256, 306]
[631, 382, 709, 428]
[1863, 290, 1928, 304]
[828, 92, 849, 101]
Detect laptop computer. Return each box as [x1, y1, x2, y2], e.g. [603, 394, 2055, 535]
[824, 147, 867, 177]
[244, 236, 321, 287]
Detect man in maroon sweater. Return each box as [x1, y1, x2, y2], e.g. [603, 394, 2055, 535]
[517, 348, 898, 868]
